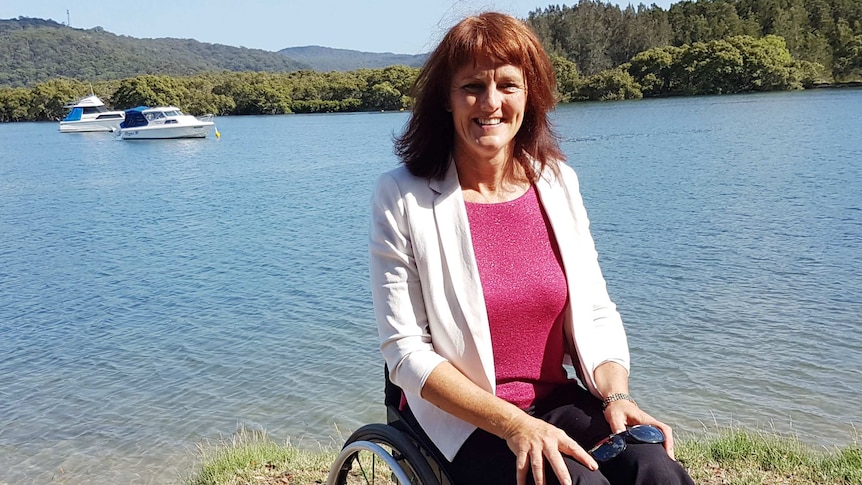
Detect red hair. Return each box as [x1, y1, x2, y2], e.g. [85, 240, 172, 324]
[395, 12, 563, 180]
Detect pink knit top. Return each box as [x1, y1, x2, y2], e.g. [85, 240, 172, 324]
[465, 185, 570, 409]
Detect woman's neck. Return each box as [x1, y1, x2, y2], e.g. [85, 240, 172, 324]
[454, 149, 530, 204]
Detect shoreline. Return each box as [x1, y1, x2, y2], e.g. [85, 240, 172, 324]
[183, 425, 862, 485]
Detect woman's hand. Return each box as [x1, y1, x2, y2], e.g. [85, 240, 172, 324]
[593, 361, 676, 460]
[501, 412, 598, 485]
[423, 363, 597, 485]
[603, 401, 676, 460]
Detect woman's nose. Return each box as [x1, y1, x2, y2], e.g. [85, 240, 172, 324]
[480, 86, 502, 111]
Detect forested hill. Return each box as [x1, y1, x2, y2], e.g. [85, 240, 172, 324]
[0, 17, 309, 87]
[279, 46, 426, 72]
[526, 0, 862, 80]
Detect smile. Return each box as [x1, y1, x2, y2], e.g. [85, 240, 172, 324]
[475, 118, 502, 126]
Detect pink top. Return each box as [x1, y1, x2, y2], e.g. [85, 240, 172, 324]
[465, 185, 570, 409]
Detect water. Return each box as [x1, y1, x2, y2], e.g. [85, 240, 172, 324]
[1, 89, 860, 484]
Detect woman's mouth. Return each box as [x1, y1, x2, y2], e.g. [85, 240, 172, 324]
[475, 118, 502, 126]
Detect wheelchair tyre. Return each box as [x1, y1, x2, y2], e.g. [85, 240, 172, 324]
[327, 423, 441, 485]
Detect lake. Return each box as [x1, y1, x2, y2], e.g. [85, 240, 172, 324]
[1, 88, 860, 484]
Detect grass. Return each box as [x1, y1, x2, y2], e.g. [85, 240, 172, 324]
[185, 425, 862, 485]
[676, 427, 861, 484]
[185, 428, 337, 485]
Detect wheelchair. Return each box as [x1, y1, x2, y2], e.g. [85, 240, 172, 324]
[325, 368, 455, 485]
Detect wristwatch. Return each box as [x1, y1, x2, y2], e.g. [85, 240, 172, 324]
[601, 393, 637, 409]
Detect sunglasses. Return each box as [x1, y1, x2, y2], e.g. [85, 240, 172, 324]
[588, 425, 665, 462]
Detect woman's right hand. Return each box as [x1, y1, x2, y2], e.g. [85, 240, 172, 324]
[501, 413, 598, 485]
[422, 363, 598, 485]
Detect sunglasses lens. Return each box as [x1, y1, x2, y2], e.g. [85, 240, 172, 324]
[628, 425, 664, 444]
[590, 434, 626, 462]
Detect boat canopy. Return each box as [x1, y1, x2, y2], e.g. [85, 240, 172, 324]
[62, 107, 83, 122]
[120, 107, 150, 128]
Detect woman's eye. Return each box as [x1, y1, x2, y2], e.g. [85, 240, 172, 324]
[463, 84, 483, 93]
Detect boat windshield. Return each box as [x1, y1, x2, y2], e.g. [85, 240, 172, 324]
[83, 106, 109, 114]
[62, 107, 83, 122]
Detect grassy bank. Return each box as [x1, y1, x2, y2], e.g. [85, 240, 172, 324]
[185, 426, 861, 485]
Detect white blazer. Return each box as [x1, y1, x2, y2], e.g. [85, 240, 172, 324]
[369, 160, 630, 461]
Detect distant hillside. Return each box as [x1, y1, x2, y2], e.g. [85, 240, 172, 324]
[0, 17, 308, 87]
[279, 45, 426, 72]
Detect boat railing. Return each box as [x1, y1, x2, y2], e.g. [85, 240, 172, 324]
[196, 114, 214, 122]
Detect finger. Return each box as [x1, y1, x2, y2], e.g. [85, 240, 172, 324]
[662, 424, 676, 460]
[532, 452, 546, 485]
[560, 437, 598, 471]
[515, 451, 529, 485]
[544, 449, 573, 485]
[605, 411, 628, 434]
[648, 419, 676, 461]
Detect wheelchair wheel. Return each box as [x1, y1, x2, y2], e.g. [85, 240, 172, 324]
[326, 423, 441, 485]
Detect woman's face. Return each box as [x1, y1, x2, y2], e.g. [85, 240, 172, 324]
[449, 59, 527, 163]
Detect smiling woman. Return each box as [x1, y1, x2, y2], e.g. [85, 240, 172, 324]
[371, 11, 695, 485]
[449, 62, 528, 203]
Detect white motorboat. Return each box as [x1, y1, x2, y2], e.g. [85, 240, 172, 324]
[59, 95, 125, 133]
[118, 106, 215, 140]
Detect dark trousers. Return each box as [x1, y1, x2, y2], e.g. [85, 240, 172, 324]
[447, 384, 694, 485]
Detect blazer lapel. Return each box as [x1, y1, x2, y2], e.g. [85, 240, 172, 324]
[429, 162, 496, 391]
[535, 171, 587, 308]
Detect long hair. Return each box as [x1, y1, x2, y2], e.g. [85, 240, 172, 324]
[395, 12, 564, 180]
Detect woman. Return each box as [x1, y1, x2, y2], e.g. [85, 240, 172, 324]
[369, 12, 694, 485]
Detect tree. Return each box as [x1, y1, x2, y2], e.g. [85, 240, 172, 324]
[576, 67, 643, 101]
[28, 78, 88, 120]
[0, 87, 31, 121]
[111, 75, 188, 109]
[363, 81, 403, 111]
[834, 34, 862, 80]
[628, 45, 685, 96]
[551, 54, 580, 102]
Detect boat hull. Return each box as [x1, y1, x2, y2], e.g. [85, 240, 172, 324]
[119, 123, 214, 140]
[59, 119, 123, 133]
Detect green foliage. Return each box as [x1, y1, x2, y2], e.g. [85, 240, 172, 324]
[0, 17, 305, 88]
[820, 446, 862, 483]
[627, 35, 808, 96]
[628, 45, 686, 95]
[29, 78, 89, 120]
[528, 3, 673, 76]
[3, 1, 860, 115]
[0, 66, 419, 121]
[576, 67, 643, 101]
[185, 427, 335, 485]
[278, 45, 425, 72]
[834, 34, 862, 80]
[0, 87, 31, 121]
[112, 75, 188, 109]
[550, 54, 580, 102]
[527, 0, 862, 81]
[184, 426, 862, 485]
[677, 429, 862, 484]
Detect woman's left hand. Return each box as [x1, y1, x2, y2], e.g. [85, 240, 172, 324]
[603, 401, 676, 460]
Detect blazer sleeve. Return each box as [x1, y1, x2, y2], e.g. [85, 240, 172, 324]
[557, 165, 630, 392]
[368, 172, 447, 397]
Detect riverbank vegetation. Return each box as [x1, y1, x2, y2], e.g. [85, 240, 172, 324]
[1, 0, 860, 121]
[184, 426, 861, 485]
[0, 34, 846, 123]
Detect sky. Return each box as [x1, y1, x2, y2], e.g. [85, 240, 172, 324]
[1, 0, 674, 55]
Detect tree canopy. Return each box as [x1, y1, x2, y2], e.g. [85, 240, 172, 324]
[0, 67, 421, 122]
[2, 1, 861, 121]
[527, 0, 862, 81]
